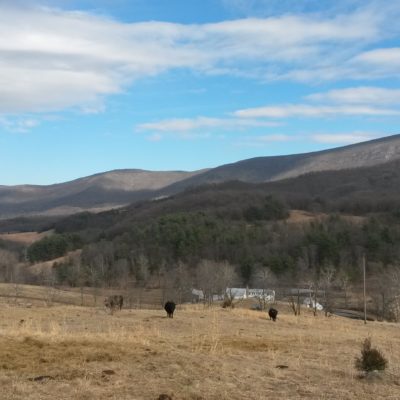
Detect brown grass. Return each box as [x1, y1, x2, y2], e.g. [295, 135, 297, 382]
[0, 231, 53, 245]
[0, 300, 399, 399]
[0, 283, 165, 308]
[287, 210, 366, 225]
[287, 210, 326, 224]
[27, 250, 82, 276]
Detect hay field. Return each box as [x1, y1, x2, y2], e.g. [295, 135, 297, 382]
[0, 301, 399, 400]
[0, 283, 165, 309]
[0, 231, 52, 245]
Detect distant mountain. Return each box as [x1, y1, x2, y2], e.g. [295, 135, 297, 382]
[0, 169, 206, 218]
[1, 134, 400, 219]
[162, 134, 400, 193]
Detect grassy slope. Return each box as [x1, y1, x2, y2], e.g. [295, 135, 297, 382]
[0, 300, 399, 400]
[0, 283, 166, 308]
[0, 230, 53, 245]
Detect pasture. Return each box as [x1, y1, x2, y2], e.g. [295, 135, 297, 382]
[0, 297, 399, 399]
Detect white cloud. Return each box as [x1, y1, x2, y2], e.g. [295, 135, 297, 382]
[147, 133, 163, 142]
[0, 6, 206, 113]
[234, 133, 294, 147]
[311, 132, 380, 144]
[235, 85, 400, 119]
[221, 0, 373, 17]
[348, 48, 400, 79]
[256, 134, 291, 142]
[0, 116, 40, 133]
[352, 47, 400, 67]
[137, 116, 280, 133]
[234, 104, 400, 118]
[307, 87, 400, 105]
[1, 3, 400, 114]
[236, 131, 382, 147]
[146, 131, 211, 141]
[138, 84, 400, 139]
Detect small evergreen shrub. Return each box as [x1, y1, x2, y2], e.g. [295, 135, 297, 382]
[355, 338, 388, 372]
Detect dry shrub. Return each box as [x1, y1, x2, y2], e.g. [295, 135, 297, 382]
[355, 338, 388, 372]
[221, 298, 234, 309]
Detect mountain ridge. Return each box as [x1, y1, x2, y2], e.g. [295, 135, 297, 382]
[1, 134, 400, 219]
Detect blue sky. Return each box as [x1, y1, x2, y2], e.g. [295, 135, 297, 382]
[1, 0, 400, 185]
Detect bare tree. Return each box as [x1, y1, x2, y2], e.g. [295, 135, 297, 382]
[11, 263, 23, 303]
[172, 261, 192, 305]
[288, 289, 301, 316]
[159, 264, 175, 306]
[369, 264, 400, 321]
[216, 261, 238, 308]
[216, 261, 238, 295]
[131, 254, 150, 309]
[0, 249, 18, 283]
[386, 266, 400, 321]
[44, 271, 57, 307]
[196, 259, 224, 306]
[336, 269, 351, 309]
[304, 271, 321, 317]
[286, 258, 308, 316]
[321, 265, 336, 316]
[114, 258, 130, 289]
[252, 265, 276, 310]
[61, 252, 87, 305]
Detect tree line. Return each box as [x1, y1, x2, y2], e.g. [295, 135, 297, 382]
[2, 188, 400, 320]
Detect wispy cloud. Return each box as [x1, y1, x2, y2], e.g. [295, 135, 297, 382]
[235, 133, 294, 147]
[352, 47, 400, 66]
[1, 2, 400, 114]
[137, 117, 280, 133]
[255, 134, 291, 142]
[307, 87, 400, 105]
[311, 132, 381, 144]
[221, 0, 373, 17]
[234, 104, 400, 118]
[138, 84, 400, 142]
[236, 130, 384, 147]
[146, 132, 211, 142]
[147, 133, 163, 142]
[0, 116, 40, 133]
[235, 85, 400, 119]
[348, 48, 400, 79]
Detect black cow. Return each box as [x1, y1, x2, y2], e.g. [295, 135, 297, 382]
[164, 301, 176, 318]
[104, 295, 124, 313]
[268, 307, 278, 322]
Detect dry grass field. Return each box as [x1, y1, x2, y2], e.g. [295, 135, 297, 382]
[0, 231, 53, 245]
[0, 296, 399, 400]
[0, 283, 166, 309]
[287, 210, 366, 225]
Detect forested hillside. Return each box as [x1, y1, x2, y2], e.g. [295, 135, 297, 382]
[2, 158, 400, 320]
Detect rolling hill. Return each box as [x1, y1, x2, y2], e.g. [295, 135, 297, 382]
[42, 156, 400, 239]
[1, 134, 400, 219]
[0, 169, 206, 218]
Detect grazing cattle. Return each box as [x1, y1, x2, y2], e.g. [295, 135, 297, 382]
[164, 301, 176, 318]
[104, 295, 124, 313]
[268, 307, 278, 322]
